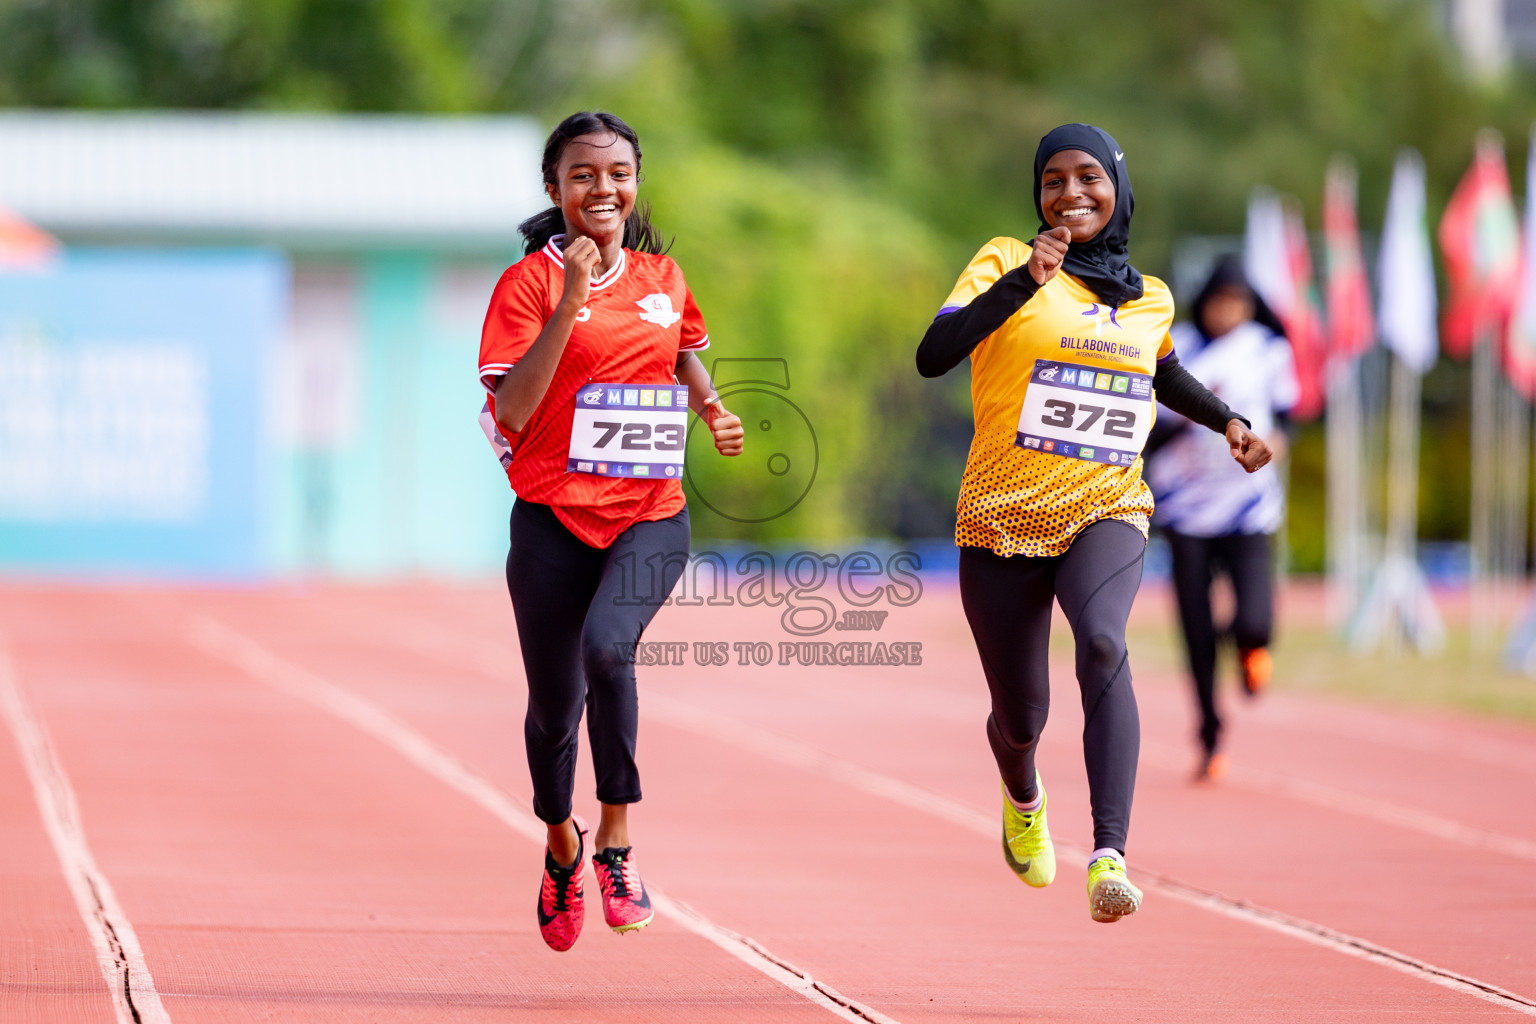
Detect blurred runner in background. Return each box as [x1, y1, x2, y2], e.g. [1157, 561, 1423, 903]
[1144, 256, 1298, 783]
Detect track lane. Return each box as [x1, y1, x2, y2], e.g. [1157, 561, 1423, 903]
[335, 578, 1536, 996]
[7, 581, 1534, 1020]
[0, 587, 860, 1023]
[188, 583, 1536, 1021]
[0, 647, 119, 1024]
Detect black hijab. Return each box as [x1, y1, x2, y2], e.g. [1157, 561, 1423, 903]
[1033, 123, 1144, 308]
[1191, 255, 1286, 342]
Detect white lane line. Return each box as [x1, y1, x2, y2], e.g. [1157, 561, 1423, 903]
[186, 616, 899, 1024]
[254, 604, 1536, 1015]
[1141, 739, 1536, 864]
[0, 643, 173, 1024]
[352, 612, 1536, 871]
[1253, 698, 1536, 776]
[637, 692, 1536, 1018]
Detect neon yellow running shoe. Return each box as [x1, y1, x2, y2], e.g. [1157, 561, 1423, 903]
[1000, 775, 1056, 887]
[1086, 855, 1142, 923]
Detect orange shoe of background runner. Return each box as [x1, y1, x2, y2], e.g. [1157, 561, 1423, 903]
[1239, 646, 1272, 697]
[1194, 750, 1230, 784]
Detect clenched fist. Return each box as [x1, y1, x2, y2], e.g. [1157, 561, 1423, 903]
[706, 401, 744, 457]
[1027, 226, 1072, 286]
[559, 235, 602, 310]
[1226, 420, 1273, 473]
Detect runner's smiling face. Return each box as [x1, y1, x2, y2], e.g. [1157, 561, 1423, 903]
[1039, 149, 1116, 243]
[546, 131, 638, 245]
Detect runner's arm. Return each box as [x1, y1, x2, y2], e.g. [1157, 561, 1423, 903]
[1153, 353, 1249, 434]
[677, 350, 744, 456]
[915, 267, 1041, 378]
[676, 351, 719, 418]
[493, 304, 584, 435]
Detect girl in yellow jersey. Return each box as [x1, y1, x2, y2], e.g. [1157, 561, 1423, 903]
[917, 124, 1272, 922]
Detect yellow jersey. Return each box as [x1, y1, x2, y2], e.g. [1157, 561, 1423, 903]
[941, 236, 1176, 557]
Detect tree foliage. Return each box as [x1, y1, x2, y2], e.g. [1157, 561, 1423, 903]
[3, 0, 1532, 553]
[0, 0, 600, 111]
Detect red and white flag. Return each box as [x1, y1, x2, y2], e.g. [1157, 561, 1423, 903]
[1324, 156, 1375, 361]
[1438, 131, 1520, 359]
[1245, 188, 1327, 419]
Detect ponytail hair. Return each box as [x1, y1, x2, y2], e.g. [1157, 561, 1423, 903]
[518, 111, 672, 257]
[517, 208, 565, 256]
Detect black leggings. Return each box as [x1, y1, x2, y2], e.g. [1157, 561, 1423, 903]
[1164, 529, 1274, 756]
[959, 519, 1146, 854]
[505, 500, 690, 825]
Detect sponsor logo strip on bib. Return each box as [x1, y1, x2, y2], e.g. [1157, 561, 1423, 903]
[1015, 359, 1153, 465]
[568, 383, 689, 478]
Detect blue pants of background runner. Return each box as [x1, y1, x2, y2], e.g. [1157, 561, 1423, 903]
[506, 500, 690, 826]
[959, 519, 1145, 854]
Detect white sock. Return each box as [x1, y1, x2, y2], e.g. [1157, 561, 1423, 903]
[1006, 788, 1043, 813]
[1089, 847, 1124, 869]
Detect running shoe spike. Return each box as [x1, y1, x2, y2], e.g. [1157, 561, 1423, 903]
[1000, 774, 1056, 887]
[1086, 855, 1142, 923]
[537, 815, 588, 951]
[592, 846, 655, 933]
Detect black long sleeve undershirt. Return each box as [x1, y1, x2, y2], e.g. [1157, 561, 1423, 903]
[916, 266, 1040, 378]
[1154, 356, 1248, 434]
[916, 272, 1248, 436]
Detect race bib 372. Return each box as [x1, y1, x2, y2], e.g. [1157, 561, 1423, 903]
[1015, 359, 1153, 466]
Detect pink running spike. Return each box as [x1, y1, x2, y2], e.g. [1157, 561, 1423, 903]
[536, 816, 588, 952]
[592, 846, 655, 933]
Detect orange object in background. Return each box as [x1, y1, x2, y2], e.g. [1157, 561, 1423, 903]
[0, 202, 60, 270]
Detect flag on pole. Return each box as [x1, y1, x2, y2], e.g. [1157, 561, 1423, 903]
[1245, 189, 1327, 418]
[1378, 149, 1439, 374]
[1244, 188, 1289, 312]
[1284, 200, 1328, 419]
[1438, 131, 1520, 359]
[0, 202, 60, 271]
[1507, 129, 1536, 397]
[1324, 155, 1376, 361]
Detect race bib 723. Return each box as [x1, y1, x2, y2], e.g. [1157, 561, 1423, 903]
[1015, 359, 1153, 466]
[568, 383, 689, 479]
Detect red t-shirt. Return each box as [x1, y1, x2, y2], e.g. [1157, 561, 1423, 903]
[478, 236, 710, 548]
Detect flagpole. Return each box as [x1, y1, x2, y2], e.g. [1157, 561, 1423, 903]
[1505, 396, 1536, 672]
[1327, 357, 1363, 629]
[1359, 149, 1444, 654]
[1351, 347, 1446, 653]
[1503, 380, 1530, 603]
[1472, 331, 1498, 654]
[1321, 156, 1375, 632]
[1395, 351, 1444, 651]
[1441, 130, 1523, 657]
[1386, 353, 1418, 651]
[1494, 375, 1508, 619]
[1493, 378, 1531, 658]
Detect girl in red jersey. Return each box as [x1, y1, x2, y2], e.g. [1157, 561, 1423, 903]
[478, 111, 743, 951]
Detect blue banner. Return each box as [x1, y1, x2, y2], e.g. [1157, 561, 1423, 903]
[0, 249, 288, 578]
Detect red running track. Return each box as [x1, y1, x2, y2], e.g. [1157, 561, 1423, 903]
[2, 579, 1535, 1022]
